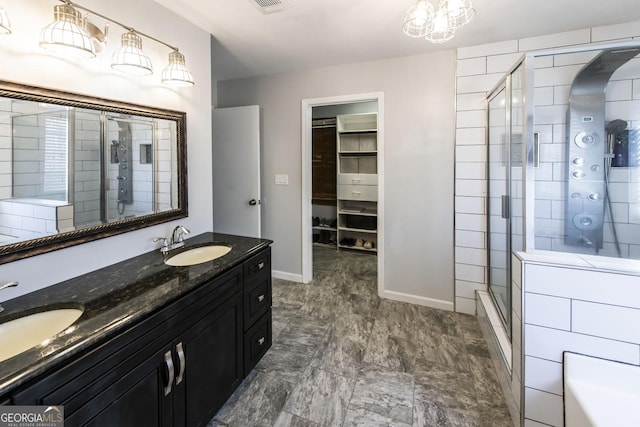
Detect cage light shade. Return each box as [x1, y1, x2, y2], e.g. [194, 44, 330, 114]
[39, 5, 95, 58]
[425, 7, 455, 43]
[161, 51, 195, 87]
[402, 0, 434, 38]
[111, 31, 153, 76]
[0, 7, 11, 35]
[440, 0, 475, 28]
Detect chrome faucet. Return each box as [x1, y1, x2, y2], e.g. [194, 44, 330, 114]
[154, 226, 190, 255]
[172, 225, 190, 245]
[0, 281, 18, 314]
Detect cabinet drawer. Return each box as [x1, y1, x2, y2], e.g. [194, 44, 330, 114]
[243, 311, 272, 376]
[337, 184, 378, 202]
[337, 174, 378, 186]
[244, 248, 271, 284]
[244, 276, 271, 331]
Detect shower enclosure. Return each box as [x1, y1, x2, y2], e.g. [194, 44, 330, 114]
[487, 41, 640, 333]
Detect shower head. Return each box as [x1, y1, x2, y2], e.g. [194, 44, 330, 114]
[606, 119, 628, 135]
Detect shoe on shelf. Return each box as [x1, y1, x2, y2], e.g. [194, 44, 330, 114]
[313, 233, 320, 243]
[340, 237, 355, 247]
[329, 218, 337, 228]
[312, 217, 320, 226]
[355, 238, 364, 247]
[363, 240, 374, 249]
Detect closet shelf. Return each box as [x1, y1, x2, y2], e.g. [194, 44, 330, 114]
[337, 244, 377, 253]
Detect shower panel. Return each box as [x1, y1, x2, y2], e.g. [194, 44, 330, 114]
[565, 48, 640, 250]
[113, 121, 133, 213]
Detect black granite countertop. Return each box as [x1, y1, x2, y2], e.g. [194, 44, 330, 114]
[0, 232, 272, 396]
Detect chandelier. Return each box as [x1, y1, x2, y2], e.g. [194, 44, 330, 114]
[403, 0, 475, 44]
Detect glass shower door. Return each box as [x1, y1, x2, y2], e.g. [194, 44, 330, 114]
[487, 85, 511, 336]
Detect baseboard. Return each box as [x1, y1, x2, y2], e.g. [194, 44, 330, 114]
[272, 270, 303, 283]
[380, 289, 454, 312]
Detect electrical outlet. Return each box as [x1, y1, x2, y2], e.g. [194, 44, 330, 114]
[274, 174, 289, 185]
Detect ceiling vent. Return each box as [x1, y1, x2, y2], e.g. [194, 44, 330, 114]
[249, 0, 288, 14]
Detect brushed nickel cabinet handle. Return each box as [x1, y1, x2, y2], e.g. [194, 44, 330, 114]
[257, 337, 265, 346]
[175, 342, 185, 386]
[257, 294, 265, 302]
[257, 262, 265, 270]
[163, 351, 174, 396]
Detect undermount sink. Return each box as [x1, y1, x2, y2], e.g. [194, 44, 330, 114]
[165, 245, 232, 267]
[0, 308, 84, 363]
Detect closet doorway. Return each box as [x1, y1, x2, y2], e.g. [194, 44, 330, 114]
[301, 93, 384, 294]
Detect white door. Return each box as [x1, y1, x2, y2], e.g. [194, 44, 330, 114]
[212, 106, 261, 238]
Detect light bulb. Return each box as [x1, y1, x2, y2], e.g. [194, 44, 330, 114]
[433, 8, 449, 33]
[414, 0, 429, 25]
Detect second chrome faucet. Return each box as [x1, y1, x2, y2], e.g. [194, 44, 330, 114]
[154, 226, 191, 254]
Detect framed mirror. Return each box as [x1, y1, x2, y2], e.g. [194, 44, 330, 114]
[0, 80, 187, 264]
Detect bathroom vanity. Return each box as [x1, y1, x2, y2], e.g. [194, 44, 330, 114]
[0, 232, 272, 426]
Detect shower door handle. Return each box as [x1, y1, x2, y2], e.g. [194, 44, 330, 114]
[501, 195, 510, 219]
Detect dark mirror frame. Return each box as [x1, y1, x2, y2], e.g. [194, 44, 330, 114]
[0, 80, 188, 265]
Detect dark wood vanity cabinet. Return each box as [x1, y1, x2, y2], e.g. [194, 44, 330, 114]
[9, 247, 271, 427]
[242, 249, 273, 375]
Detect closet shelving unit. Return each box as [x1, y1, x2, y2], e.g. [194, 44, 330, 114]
[336, 112, 378, 253]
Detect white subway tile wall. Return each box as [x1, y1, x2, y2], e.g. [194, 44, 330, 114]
[522, 258, 640, 426]
[455, 19, 640, 427]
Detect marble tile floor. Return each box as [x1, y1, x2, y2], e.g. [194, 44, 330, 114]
[208, 246, 513, 427]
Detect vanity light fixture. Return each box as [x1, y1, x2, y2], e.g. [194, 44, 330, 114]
[40, 3, 95, 57]
[39, 0, 195, 86]
[402, 0, 475, 43]
[111, 31, 153, 75]
[161, 50, 195, 87]
[0, 7, 11, 35]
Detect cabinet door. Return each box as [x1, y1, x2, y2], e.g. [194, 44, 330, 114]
[312, 125, 337, 203]
[244, 311, 272, 375]
[177, 293, 243, 427]
[66, 346, 173, 427]
[244, 274, 271, 330]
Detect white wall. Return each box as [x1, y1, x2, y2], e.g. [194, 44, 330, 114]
[0, 0, 212, 299]
[217, 51, 457, 308]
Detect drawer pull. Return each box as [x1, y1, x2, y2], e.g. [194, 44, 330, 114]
[257, 294, 265, 302]
[257, 262, 265, 270]
[175, 342, 185, 386]
[163, 351, 174, 396]
[352, 178, 361, 183]
[257, 337, 265, 346]
[352, 191, 362, 197]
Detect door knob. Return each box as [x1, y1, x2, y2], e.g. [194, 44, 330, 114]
[249, 199, 258, 206]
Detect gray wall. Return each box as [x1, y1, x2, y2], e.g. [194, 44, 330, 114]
[217, 50, 457, 307]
